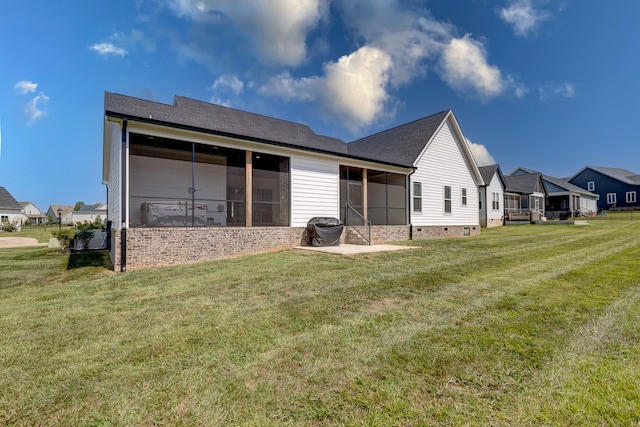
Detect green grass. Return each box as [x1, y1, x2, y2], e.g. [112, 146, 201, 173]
[1, 221, 639, 426]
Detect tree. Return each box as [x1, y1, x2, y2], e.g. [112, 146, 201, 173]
[74, 201, 85, 211]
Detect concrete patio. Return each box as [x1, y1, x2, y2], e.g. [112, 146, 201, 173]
[295, 243, 418, 255]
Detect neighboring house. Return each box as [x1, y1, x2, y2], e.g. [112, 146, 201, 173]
[510, 167, 599, 218]
[103, 92, 483, 271]
[72, 203, 107, 225]
[478, 165, 507, 227]
[568, 166, 640, 210]
[46, 205, 74, 225]
[503, 172, 547, 222]
[0, 187, 25, 230]
[20, 202, 46, 225]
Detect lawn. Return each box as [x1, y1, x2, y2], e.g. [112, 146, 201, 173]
[1, 221, 639, 426]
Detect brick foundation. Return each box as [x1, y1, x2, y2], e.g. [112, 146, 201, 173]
[110, 223, 480, 271]
[411, 225, 480, 239]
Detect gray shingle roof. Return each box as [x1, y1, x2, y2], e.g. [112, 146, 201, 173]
[106, 92, 350, 159]
[347, 110, 451, 166]
[105, 92, 453, 168]
[504, 173, 544, 194]
[478, 164, 507, 188]
[513, 167, 597, 196]
[0, 187, 23, 210]
[582, 166, 640, 185]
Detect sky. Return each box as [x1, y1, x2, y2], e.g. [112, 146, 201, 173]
[1, 1, 639, 212]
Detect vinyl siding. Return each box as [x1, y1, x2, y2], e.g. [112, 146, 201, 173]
[486, 173, 504, 222]
[107, 122, 121, 226]
[411, 120, 479, 226]
[290, 155, 339, 227]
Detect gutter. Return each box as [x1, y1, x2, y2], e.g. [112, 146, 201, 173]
[120, 118, 128, 273]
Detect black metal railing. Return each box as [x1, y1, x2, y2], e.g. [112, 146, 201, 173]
[345, 204, 371, 245]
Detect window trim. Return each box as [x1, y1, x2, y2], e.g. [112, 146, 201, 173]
[587, 181, 595, 192]
[413, 181, 422, 213]
[607, 193, 617, 204]
[444, 185, 452, 214]
[461, 187, 467, 206]
[492, 192, 500, 210]
[626, 191, 636, 204]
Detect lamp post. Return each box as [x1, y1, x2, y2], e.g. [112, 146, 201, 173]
[57, 208, 62, 231]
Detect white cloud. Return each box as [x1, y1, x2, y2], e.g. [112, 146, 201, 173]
[439, 35, 523, 101]
[211, 74, 244, 94]
[260, 46, 393, 132]
[14, 80, 38, 94]
[539, 82, 576, 101]
[498, 0, 550, 37]
[467, 138, 496, 167]
[25, 92, 49, 123]
[90, 42, 128, 57]
[167, 0, 327, 67]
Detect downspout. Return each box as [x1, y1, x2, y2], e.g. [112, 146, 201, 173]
[120, 119, 128, 272]
[407, 168, 416, 240]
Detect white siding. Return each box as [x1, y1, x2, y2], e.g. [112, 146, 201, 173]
[107, 122, 121, 227]
[486, 173, 504, 222]
[291, 155, 339, 227]
[411, 120, 479, 226]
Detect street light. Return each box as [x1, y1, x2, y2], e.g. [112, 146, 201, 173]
[57, 208, 62, 231]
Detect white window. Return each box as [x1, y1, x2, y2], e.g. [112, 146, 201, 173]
[444, 186, 452, 214]
[627, 191, 636, 203]
[413, 182, 422, 212]
[587, 181, 595, 191]
[607, 193, 617, 204]
[492, 192, 500, 210]
[461, 188, 467, 206]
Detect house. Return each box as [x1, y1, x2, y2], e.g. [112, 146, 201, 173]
[20, 202, 46, 225]
[503, 172, 547, 223]
[72, 203, 107, 225]
[568, 166, 640, 211]
[103, 92, 483, 271]
[0, 187, 24, 230]
[478, 165, 507, 227]
[46, 205, 74, 225]
[510, 167, 598, 218]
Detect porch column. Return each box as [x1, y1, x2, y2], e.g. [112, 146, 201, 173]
[362, 168, 368, 220]
[245, 150, 252, 227]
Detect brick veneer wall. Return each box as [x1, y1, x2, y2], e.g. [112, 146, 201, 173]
[109, 223, 480, 271]
[411, 225, 480, 239]
[111, 227, 308, 271]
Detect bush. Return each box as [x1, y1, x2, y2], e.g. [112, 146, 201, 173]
[1, 219, 19, 232]
[75, 229, 95, 250]
[51, 229, 75, 250]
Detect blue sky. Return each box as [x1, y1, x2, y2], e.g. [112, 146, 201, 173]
[1, 1, 639, 212]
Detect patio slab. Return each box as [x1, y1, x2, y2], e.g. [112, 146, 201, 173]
[0, 237, 47, 248]
[295, 243, 418, 255]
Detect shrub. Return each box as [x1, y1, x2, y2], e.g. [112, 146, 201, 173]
[75, 229, 95, 250]
[1, 219, 19, 232]
[51, 229, 75, 250]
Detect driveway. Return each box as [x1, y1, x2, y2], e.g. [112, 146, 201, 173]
[0, 237, 48, 248]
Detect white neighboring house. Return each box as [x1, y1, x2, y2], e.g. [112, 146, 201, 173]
[478, 165, 507, 227]
[0, 187, 25, 230]
[20, 202, 46, 225]
[73, 203, 107, 225]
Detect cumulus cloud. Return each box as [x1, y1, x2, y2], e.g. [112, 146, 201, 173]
[14, 80, 38, 94]
[211, 74, 244, 94]
[167, 0, 327, 67]
[498, 0, 551, 37]
[260, 46, 393, 132]
[539, 82, 576, 101]
[439, 35, 525, 101]
[467, 138, 496, 167]
[25, 93, 49, 123]
[90, 42, 128, 57]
